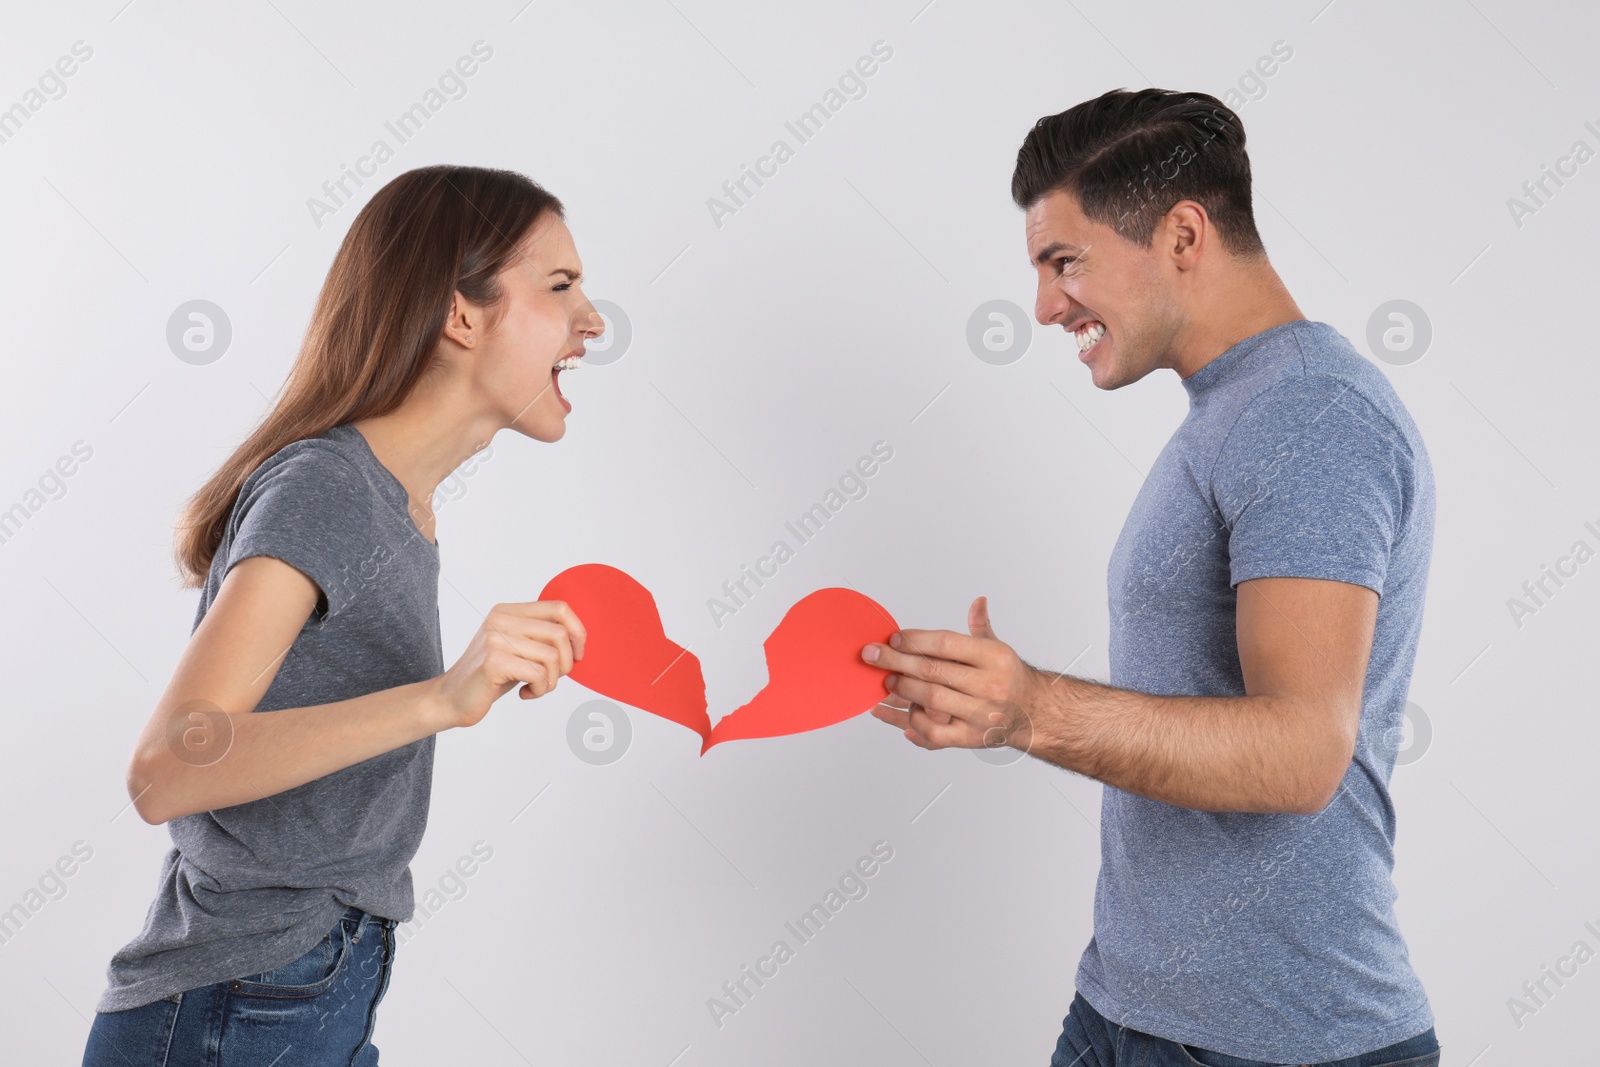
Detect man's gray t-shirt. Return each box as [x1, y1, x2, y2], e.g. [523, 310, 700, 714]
[98, 423, 442, 1012]
[1075, 320, 1435, 1061]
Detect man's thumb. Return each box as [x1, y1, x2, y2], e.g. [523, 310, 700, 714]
[969, 595, 998, 640]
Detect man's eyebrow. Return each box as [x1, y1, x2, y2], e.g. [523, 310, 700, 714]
[1031, 241, 1081, 266]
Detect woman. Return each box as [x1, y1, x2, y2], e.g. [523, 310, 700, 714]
[82, 165, 595, 1066]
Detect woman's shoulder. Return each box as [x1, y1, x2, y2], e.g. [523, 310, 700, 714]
[240, 429, 370, 503]
[215, 428, 401, 622]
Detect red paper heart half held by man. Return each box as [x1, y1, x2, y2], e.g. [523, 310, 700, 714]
[538, 563, 711, 740]
[702, 587, 899, 754]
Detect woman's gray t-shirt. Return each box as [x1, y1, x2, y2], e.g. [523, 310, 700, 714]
[98, 422, 442, 1012]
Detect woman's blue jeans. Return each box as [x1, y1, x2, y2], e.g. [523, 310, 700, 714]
[82, 907, 396, 1067]
[1050, 991, 1442, 1067]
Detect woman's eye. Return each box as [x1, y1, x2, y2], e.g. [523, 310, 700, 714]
[552, 282, 572, 292]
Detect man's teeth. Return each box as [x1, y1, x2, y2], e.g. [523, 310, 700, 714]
[554, 355, 582, 371]
[1075, 322, 1106, 351]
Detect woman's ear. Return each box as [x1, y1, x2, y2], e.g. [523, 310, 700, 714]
[440, 290, 483, 350]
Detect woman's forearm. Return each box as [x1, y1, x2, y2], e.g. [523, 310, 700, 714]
[127, 677, 451, 824]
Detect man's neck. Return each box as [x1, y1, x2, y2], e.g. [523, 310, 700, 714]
[1169, 261, 1306, 380]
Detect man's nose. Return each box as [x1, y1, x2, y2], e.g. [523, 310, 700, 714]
[1036, 283, 1070, 326]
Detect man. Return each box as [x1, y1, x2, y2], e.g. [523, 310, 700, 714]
[862, 89, 1441, 1066]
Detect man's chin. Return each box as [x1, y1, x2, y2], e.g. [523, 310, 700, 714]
[1088, 361, 1121, 390]
[1091, 358, 1150, 391]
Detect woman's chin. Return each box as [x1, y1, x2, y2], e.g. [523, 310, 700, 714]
[530, 423, 566, 444]
[511, 411, 566, 443]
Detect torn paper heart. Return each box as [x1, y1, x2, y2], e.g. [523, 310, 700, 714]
[538, 564, 897, 754]
[537, 563, 710, 740]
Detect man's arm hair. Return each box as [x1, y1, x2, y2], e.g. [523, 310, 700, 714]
[1017, 575, 1375, 814]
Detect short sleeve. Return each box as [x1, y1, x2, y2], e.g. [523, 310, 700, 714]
[226, 448, 369, 622]
[1211, 376, 1413, 597]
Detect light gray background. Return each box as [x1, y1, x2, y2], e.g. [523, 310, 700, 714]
[3, 0, 1597, 1063]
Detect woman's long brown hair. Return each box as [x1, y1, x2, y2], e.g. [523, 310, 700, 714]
[173, 164, 563, 588]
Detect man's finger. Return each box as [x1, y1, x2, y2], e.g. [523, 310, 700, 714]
[904, 706, 980, 749]
[875, 695, 953, 728]
[871, 702, 912, 730]
[869, 644, 983, 695]
[891, 627, 990, 668]
[888, 673, 982, 723]
[968, 595, 998, 641]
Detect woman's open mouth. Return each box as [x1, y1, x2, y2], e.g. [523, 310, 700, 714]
[552, 351, 583, 411]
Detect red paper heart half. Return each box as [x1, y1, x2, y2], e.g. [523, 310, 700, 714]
[701, 587, 899, 753]
[538, 563, 710, 740]
[537, 564, 898, 755]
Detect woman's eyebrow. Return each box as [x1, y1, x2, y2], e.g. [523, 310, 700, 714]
[548, 267, 583, 282]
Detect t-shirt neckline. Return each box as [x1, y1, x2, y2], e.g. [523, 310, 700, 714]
[1181, 319, 1310, 403]
[328, 423, 440, 553]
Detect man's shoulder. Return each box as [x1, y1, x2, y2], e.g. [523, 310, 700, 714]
[1221, 322, 1422, 454]
[1273, 323, 1414, 428]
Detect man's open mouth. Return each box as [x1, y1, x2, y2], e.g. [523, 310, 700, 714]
[1075, 321, 1106, 358]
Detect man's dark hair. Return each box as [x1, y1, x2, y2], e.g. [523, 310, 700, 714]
[1011, 88, 1266, 257]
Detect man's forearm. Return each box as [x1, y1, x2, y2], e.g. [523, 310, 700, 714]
[1013, 666, 1348, 814]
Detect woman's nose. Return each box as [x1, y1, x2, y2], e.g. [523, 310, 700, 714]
[572, 303, 605, 339]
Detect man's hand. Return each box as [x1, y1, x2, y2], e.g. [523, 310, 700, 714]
[863, 596, 1039, 752]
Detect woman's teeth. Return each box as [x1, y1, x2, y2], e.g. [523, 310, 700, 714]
[553, 355, 582, 371]
[1075, 321, 1106, 353]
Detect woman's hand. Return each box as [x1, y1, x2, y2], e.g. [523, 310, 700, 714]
[431, 600, 587, 729]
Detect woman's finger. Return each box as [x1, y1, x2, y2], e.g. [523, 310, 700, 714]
[490, 616, 574, 678]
